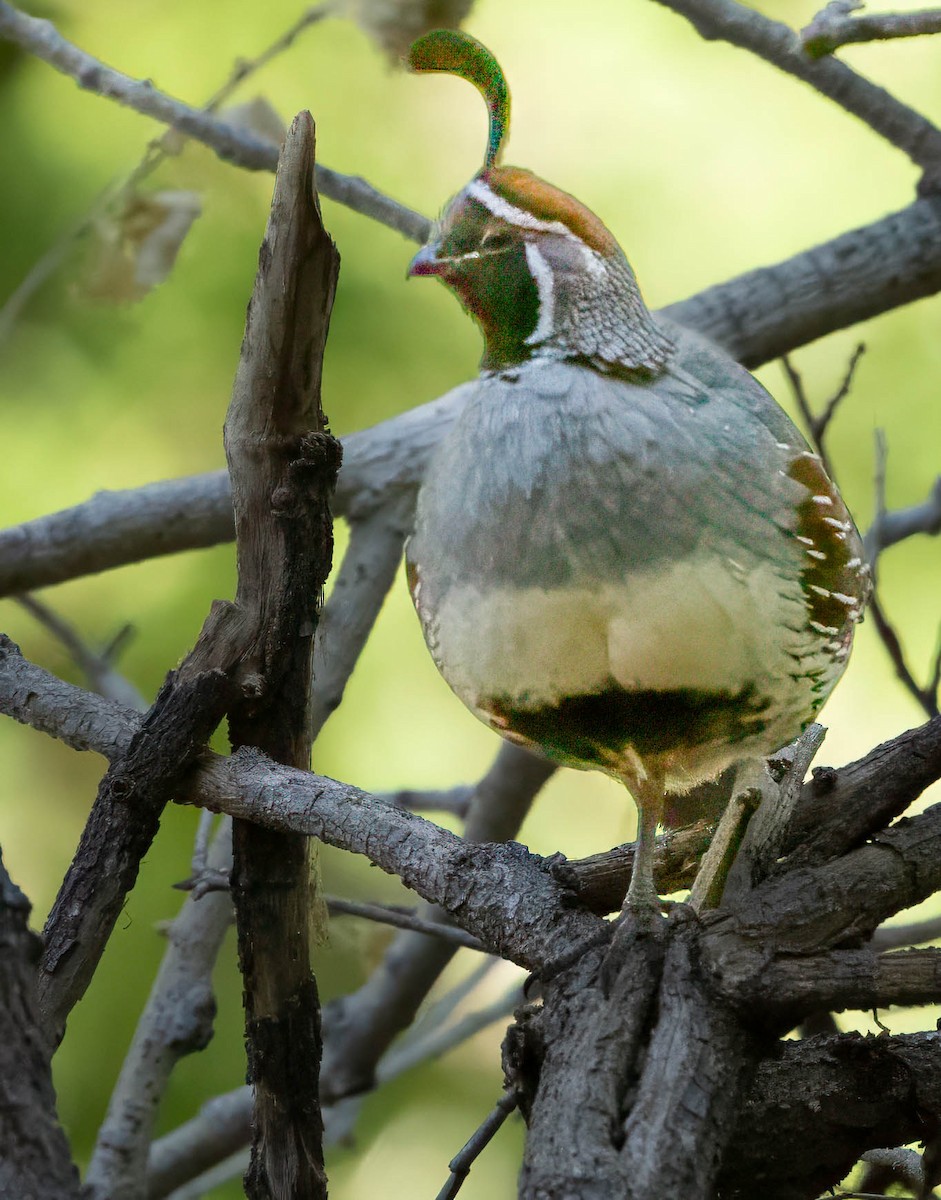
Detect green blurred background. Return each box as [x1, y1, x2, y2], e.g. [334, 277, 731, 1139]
[1, 0, 940, 1194]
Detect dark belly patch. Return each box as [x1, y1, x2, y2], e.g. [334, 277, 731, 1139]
[484, 683, 770, 770]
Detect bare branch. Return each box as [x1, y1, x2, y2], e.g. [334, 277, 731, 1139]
[222, 110, 340, 1199]
[0, 1, 430, 242]
[0, 632, 138, 758]
[83, 820, 233, 1200]
[147, 1089, 252, 1199]
[38, 620, 238, 1044]
[310, 491, 414, 734]
[320, 740, 555, 1102]
[197, 750, 594, 968]
[866, 473, 941, 556]
[650, 0, 941, 182]
[0, 640, 601, 969]
[326, 896, 487, 951]
[5, 185, 941, 603]
[873, 913, 941, 951]
[434, 1089, 520, 1200]
[869, 592, 940, 717]
[148, 981, 524, 1197]
[723, 945, 941, 1018]
[863, 431, 940, 715]
[380, 781, 476, 816]
[781, 344, 866, 480]
[803, 2, 941, 58]
[14, 594, 145, 711]
[0, 4, 335, 341]
[0, 852, 80, 1197]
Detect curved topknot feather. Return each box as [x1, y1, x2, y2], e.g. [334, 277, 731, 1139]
[407, 30, 510, 170]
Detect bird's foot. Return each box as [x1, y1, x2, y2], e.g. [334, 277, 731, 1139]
[621, 879, 667, 930]
[602, 900, 667, 996]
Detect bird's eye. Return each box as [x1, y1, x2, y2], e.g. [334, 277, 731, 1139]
[482, 228, 513, 251]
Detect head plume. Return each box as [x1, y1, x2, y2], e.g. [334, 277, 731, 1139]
[407, 30, 510, 171]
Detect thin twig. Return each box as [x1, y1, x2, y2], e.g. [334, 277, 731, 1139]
[165, 1150, 251, 1200]
[326, 896, 487, 951]
[14, 594, 145, 711]
[869, 594, 940, 717]
[0, 1, 430, 242]
[0, 3, 333, 340]
[872, 913, 941, 950]
[866, 433, 941, 717]
[383, 983, 523, 1085]
[199, 4, 335, 112]
[434, 1089, 520, 1200]
[148, 981, 524, 1197]
[780, 344, 865, 479]
[784, 357, 939, 719]
[381, 782, 476, 816]
[403, 958, 503, 1047]
[189, 810, 217, 880]
[803, 2, 941, 58]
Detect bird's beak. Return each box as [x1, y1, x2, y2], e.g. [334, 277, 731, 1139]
[407, 242, 445, 278]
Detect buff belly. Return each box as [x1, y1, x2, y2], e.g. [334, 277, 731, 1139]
[415, 552, 821, 790]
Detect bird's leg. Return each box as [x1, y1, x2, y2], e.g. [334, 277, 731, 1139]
[622, 776, 665, 921]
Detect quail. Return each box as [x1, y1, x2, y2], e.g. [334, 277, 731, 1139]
[403, 31, 869, 913]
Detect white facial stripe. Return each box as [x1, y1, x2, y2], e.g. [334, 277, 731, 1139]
[466, 179, 573, 240]
[523, 243, 554, 345]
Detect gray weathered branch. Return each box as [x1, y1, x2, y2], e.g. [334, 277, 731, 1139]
[83, 821, 233, 1200]
[0, 1, 429, 243]
[4, 190, 941, 603]
[651, 0, 941, 182]
[0, 637, 601, 971]
[803, 2, 941, 59]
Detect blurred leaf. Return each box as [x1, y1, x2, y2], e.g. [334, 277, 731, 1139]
[221, 95, 287, 147]
[81, 189, 202, 304]
[349, 0, 476, 61]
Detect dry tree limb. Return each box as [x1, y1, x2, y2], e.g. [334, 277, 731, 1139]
[650, 0, 941, 185]
[0, 4, 335, 341]
[221, 110, 340, 1199]
[309, 490, 414, 733]
[0, 853, 81, 1199]
[82, 820, 234, 1200]
[867, 473, 941, 554]
[434, 1088, 520, 1200]
[803, 2, 941, 59]
[37, 619, 239, 1045]
[872, 913, 941, 949]
[780, 344, 866, 480]
[0, 639, 602, 970]
[14, 594, 145, 711]
[4, 186, 941, 604]
[0, 0, 430, 242]
[325, 896, 487, 951]
[320, 740, 555, 1102]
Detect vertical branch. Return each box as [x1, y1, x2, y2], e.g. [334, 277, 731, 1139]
[223, 111, 340, 1199]
[0, 852, 80, 1199]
